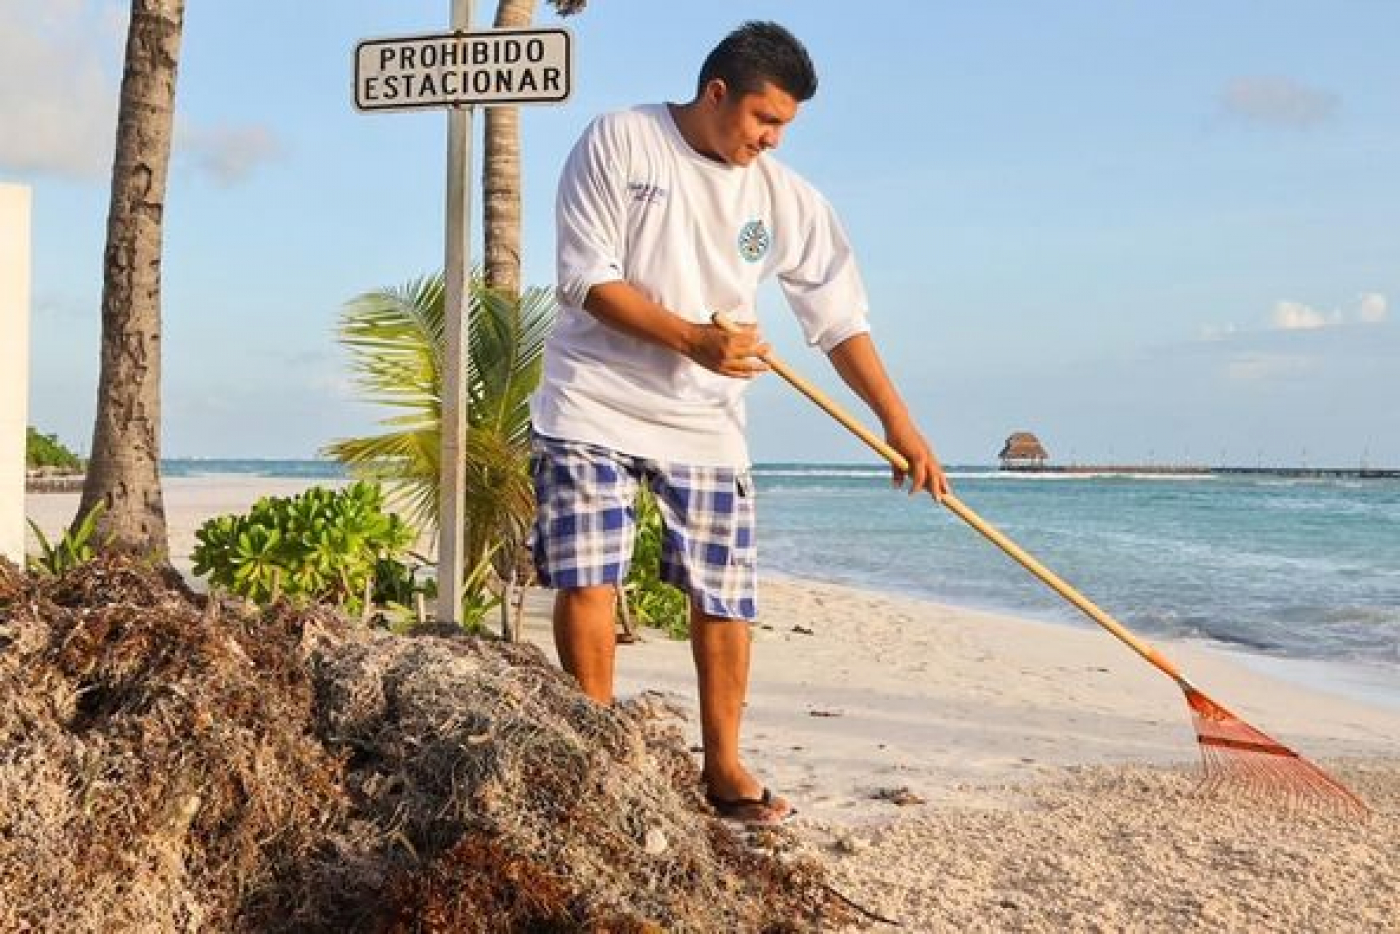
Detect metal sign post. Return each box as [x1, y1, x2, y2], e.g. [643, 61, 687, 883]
[437, 0, 473, 626]
[354, 11, 572, 624]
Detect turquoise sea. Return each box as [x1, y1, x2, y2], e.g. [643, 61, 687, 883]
[165, 459, 1399, 704]
[164, 459, 348, 480]
[756, 464, 1399, 708]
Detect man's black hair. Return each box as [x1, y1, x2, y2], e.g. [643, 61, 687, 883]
[697, 21, 818, 103]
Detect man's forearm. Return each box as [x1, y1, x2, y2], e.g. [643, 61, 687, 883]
[582, 282, 770, 379]
[826, 333, 913, 429]
[583, 280, 699, 357]
[827, 331, 949, 496]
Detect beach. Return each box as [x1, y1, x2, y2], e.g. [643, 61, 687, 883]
[24, 477, 1400, 930]
[593, 577, 1398, 930]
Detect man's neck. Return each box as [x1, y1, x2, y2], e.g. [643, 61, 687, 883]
[667, 101, 724, 164]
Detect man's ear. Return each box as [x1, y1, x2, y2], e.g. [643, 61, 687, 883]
[701, 78, 729, 108]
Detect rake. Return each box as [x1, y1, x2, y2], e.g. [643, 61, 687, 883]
[713, 313, 1368, 815]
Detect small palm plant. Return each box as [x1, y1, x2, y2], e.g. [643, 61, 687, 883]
[324, 272, 554, 621]
[28, 502, 107, 576]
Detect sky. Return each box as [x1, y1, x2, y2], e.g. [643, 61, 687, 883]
[3, 0, 1398, 467]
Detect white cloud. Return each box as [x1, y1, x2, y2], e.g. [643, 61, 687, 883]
[1357, 292, 1388, 324]
[1219, 76, 1339, 129]
[1204, 292, 1388, 343]
[1225, 352, 1314, 383]
[1198, 322, 1238, 342]
[0, 1, 126, 179]
[176, 121, 285, 187]
[34, 290, 93, 320]
[1270, 300, 1340, 331]
[0, 5, 281, 188]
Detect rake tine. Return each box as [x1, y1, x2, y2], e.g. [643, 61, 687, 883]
[1186, 686, 1368, 816]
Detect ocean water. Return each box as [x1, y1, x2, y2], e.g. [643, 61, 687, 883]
[164, 458, 348, 479]
[165, 459, 1399, 698]
[754, 465, 1399, 684]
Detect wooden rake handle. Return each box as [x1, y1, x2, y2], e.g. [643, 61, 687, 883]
[711, 312, 1187, 684]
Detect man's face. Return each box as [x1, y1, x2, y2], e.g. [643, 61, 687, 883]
[704, 80, 800, 166]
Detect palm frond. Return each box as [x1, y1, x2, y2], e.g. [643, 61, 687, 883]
[323, 269, 557, 578]
[464, 284, 553, 448]
[338, 276, 447, 416]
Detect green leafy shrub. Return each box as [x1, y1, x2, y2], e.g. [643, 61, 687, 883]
[192, 482, 428, 619]
[28, 503, 106, 576]
[26, 427, 83, 470]
[622, 487, 690, 638]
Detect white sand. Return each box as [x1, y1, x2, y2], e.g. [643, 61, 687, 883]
[26, 477, 1400, 930]
[571, 577, 1399, 818]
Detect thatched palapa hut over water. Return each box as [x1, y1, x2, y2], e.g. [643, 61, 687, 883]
[999, 432, 1048, 469]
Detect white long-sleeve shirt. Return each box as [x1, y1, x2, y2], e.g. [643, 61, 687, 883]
[531, 103, 871, 466]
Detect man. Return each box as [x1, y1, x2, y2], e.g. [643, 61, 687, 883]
[529, 21, 949, 824]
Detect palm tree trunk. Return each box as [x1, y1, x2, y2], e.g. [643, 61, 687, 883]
[482, 0, 539, 301]
[79, 0, 185, 557]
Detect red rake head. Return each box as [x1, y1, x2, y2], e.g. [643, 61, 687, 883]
[1184, 688, 1369, 817]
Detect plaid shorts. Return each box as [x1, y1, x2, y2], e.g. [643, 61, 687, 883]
[529, 434, 758, 621]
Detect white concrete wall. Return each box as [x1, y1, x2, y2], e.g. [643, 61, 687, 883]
[0, 184, 32, 565]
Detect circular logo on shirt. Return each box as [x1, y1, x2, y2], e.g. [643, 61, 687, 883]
[737, 219, 771, 263]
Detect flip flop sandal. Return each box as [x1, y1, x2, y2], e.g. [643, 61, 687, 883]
[704, 787, 796, 826]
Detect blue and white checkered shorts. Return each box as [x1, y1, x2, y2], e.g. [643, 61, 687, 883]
[529, 434, 758, 621]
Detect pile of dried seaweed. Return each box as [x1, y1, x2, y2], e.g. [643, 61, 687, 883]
[0, 556, 848, 932]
